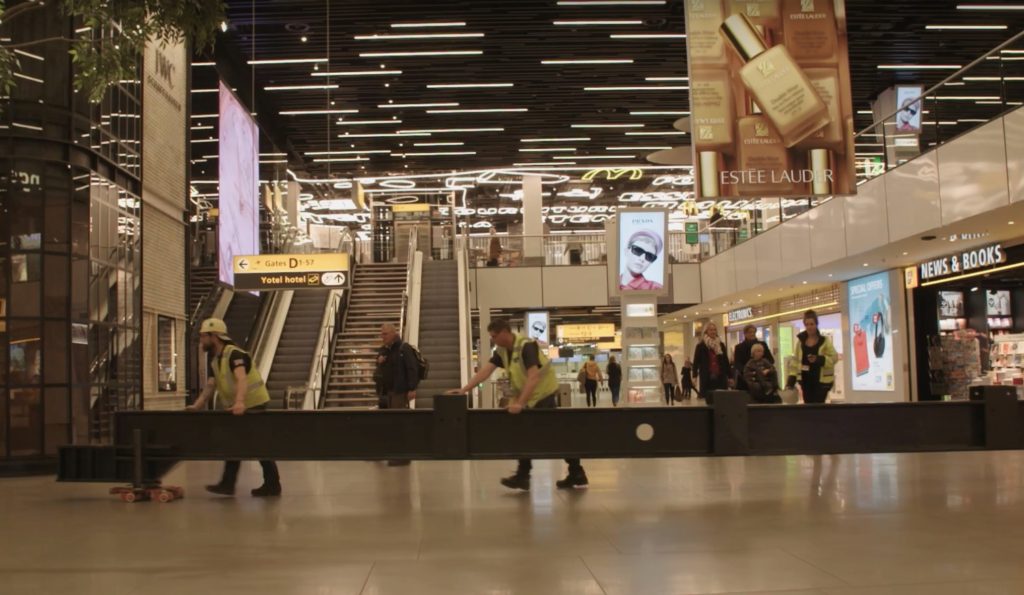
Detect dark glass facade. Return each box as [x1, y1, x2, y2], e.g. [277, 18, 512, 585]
[0, 9, 143, 468]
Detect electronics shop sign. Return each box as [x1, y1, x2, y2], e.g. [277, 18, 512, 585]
[918, 244, 1005, 282]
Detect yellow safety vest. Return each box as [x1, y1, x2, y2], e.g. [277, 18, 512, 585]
[498, 335, 559, 407]
[213, 345, 270, 409]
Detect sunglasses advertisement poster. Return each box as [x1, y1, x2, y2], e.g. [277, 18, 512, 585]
[618, 209, 668, 294]
[684, 0, 857, 199]
[895, 86, 923, 134]
[848, 271, 894, 392]
[526, 311, 550, 345]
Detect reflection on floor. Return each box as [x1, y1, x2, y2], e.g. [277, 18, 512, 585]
[2, 452, 1024, 594]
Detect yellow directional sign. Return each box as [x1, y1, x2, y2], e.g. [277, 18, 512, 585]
[233, 253, 349, 275]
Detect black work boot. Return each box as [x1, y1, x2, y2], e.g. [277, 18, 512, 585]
[500, 474, 531, 491]
[250, 484, 282, 497]
[556, 471, 589, 489]
[205, 483, 235, 496]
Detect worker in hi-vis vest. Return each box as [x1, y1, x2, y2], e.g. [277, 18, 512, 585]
[187, 318, 281, 497]
[451, 318, 588, 491]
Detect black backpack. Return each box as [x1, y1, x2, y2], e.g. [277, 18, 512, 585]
[404, 343, 430, 381]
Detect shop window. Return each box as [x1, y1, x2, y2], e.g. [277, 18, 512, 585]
[8, 320, 41, 385]
[157, 316, 177, 392]
[44, 388, 69, 455]
[9, 387, 41, 456]
[44, 321, 68, 384]
[10, 254, 41, 317]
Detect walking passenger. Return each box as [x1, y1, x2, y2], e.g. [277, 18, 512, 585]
[787, 310, 838, 404]
[680, 358, 694, 400]
[452, 318, 588, 490]
[692, 322, 731, 404]
[733, 325, 774, 391]
[380, 324, 419, 465]
[744, 344, 781, 404]
[188, 318, 281, 497]
[606, 355, 622, 407]
[661, 354, 679, 405]
[583, 355, 602, 407]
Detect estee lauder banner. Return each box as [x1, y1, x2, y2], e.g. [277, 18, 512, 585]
[684, 0, 856, 198]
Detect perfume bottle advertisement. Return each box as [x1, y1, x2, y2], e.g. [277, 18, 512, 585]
[684, 0, 857, 199]
[847, 271, 895, 392]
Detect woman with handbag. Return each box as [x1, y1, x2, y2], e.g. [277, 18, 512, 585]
[660, 353, 679, 405]
[692, 322, 731, 404]
[786, 310, 839, 404]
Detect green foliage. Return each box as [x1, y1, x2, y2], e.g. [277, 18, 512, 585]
[2, 0, 225, 103]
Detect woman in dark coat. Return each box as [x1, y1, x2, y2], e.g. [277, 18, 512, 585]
[692, 321, 731, 404]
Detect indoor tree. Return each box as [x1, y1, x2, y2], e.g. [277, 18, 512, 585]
[0, 0, 225, 101]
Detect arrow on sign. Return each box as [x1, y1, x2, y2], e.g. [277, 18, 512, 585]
[238, 259, 250, 271]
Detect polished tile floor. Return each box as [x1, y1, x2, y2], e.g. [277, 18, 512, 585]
[3, 452, 1024, 594]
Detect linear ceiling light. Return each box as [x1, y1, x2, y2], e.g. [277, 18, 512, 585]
[355, 33, 484, 40]
[391, 22, 466, 28]
[313, 157, 371, 162]
[554, 155, 634, 159]
[559, 1, 666, 4]
[925, 24, 1008, 29]
[247, 58, 327, 65]
[335, 120, 402, 125]
[191, 88, 219, 93]
[934, 95, 1001, 100]
[281, 109, 359, 115]
[514, 161, 578, 166]
[380, 102, 459, 108]
[625, 131, 688, 135]
[399, 127, 504, 133]
[554, 20, 644, 25]
[192, 114, 219, 119]
[312, 70, 402, 77]
[645, 76, 688, 81]
[192, 61, 216, 67]
[877, 64, 962, 70]
[306, 150, 392, 155]
[521, 137, 591, 142]
[426, 108, 528, 113]
[571, 123, 644, 128]
[360, 50, 482, 57]
[957, 4, 1024, 8]
[541, 59, 635, 64]
[630, 110, 689, 115]
[426, 82, 514, 88]
[338, 132, 431, 138]
[610, 33, 686, 38]
[606, 146, 671, 150]
[414, 142, 465, 146]
[265, 84, 338, 91]
[584, 85, 688, 91]
[519, 147, 577, 152]
[396, 151, 477, 156]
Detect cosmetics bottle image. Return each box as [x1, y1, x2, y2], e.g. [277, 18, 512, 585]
[685, 0, 728, 67]
[793, 68, 844, 152]
[699, 151, 724, 198]
[781, 0, 838, 63]
[728, 0, 781, 30]
[736, 105, 796, 195]
[721, 13, 830, 148]
[808, 148, 834, 195]
[691, 69, 736, 154]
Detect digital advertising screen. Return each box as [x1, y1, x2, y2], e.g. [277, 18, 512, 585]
[684, 0, 856, 199]
[218, 81, 260, 286]
[618, 209, 667, 293]
[895, 86, 923, 134]
[938, 291, 965, 319]
[526, 311, 549, 345]
[987, 290, 1011, 316]
[848, 271, 894, 392]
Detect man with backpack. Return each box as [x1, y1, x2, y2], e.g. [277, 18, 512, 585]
[379, 323, 420, 466]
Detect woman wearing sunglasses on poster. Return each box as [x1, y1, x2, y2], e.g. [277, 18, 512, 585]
[620, 230, 664, 291]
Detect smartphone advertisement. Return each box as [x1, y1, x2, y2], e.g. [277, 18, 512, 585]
[617, 209, 667, 293]
[848, 271, 894, 391]
[526, 311, 549, 345]
[895, 86, 923, 134]
[684, 0, 857, 199]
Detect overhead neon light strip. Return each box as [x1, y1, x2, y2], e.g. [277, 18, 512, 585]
[281, 109, 359, 115]
[541, 59, 635, 64]
[584, 85, 689, 91]
[611, 33, 686, 38]
[312, 70, 402, 77]
[521, 137, 591, 142]
[391, 22, 466, 28]
[355, 33, 484, 40]
[360, 50, 483, 57]
[426, 108, 527, 113]
[920, 261, 1024, 287]
[554, 20, 644, 25]
[248, 58, 327, 65]
[427, 83, 514, 88]
[381, 102, 459, 108]
[265, 84, 338, 91]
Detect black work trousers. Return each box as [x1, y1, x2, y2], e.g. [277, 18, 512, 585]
[515, 395, 584, 477]
[218, 404, 280, 488]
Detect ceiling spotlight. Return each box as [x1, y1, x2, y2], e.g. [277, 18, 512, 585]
[301, 35, 308, 43]
[220, 21, 228, 32]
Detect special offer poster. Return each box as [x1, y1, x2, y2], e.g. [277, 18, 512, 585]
[848, 272, 894, 392]
[684, 0, 857, 199]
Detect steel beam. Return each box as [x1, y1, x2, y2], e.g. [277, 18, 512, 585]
[57, 391, 1024, 484]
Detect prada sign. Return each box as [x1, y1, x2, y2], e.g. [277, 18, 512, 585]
[918, 244, 1006, 282]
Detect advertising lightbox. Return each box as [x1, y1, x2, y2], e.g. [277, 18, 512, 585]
[218, 81, 260, 286]
[526, 311, 549, 345]
[684, 0, 856, 199]
[848, 271, 894, 392]
[617, 209, 667, 293]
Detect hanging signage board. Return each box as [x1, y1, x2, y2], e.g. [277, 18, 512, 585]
[917, 244, 1005, 283]
[728, 307, 754, 325]
[232, 253, 350, 291]
[557, 323, 616, 343]
[685, 221, 700, 245]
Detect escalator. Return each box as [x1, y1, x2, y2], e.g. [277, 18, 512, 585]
[414, 260, 462, 407]
[264, 289, 331, 409]
[222, 292, 262, 350]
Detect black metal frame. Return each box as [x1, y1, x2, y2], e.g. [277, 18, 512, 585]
[57, 388, 1024, 485]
